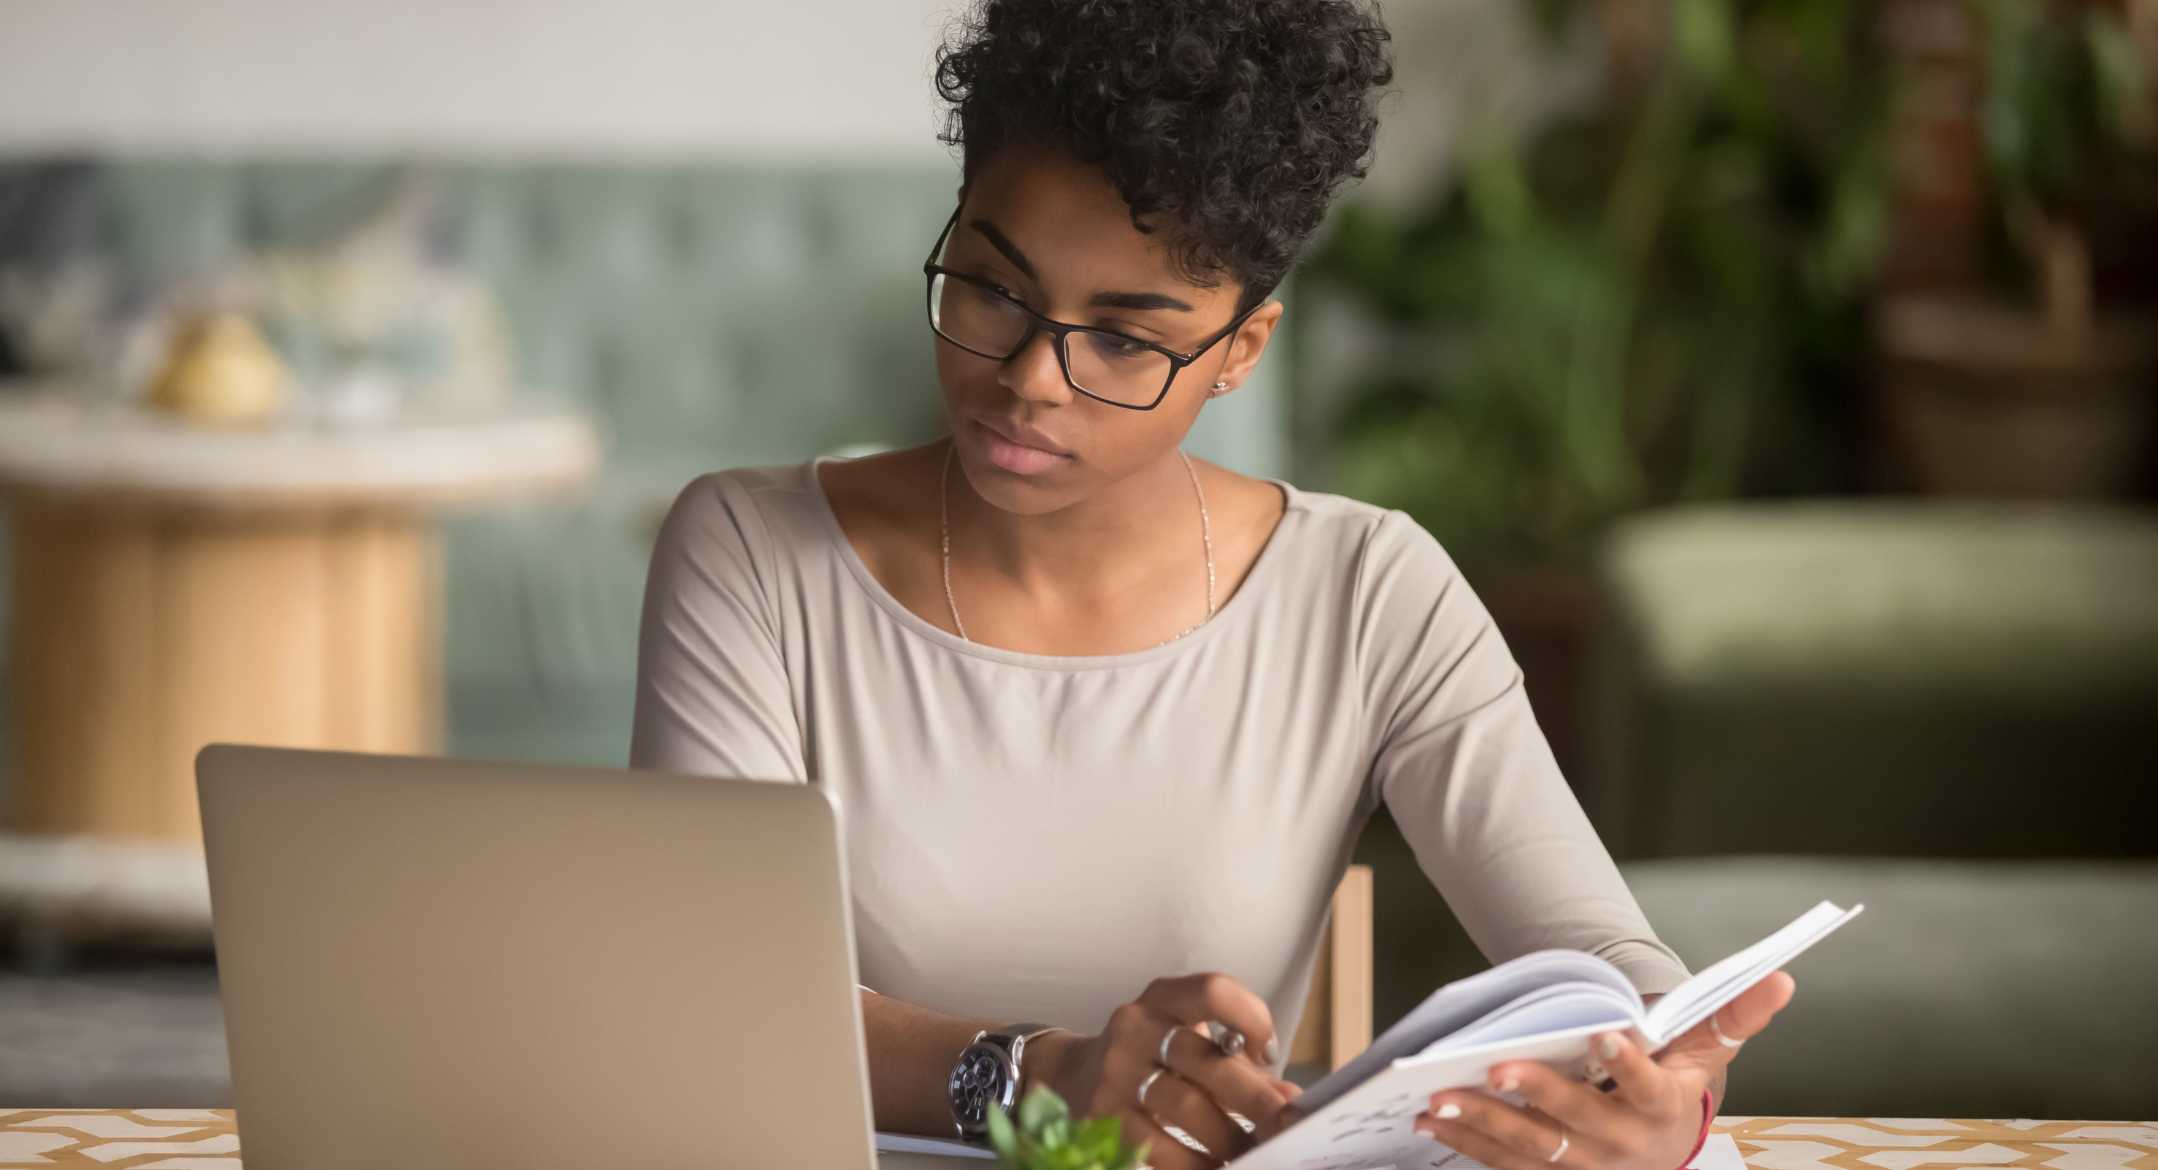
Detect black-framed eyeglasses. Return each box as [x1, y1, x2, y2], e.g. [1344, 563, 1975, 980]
[921, 207, 1262, 411]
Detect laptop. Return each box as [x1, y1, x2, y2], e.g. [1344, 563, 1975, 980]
[197, 744, 983, 1169]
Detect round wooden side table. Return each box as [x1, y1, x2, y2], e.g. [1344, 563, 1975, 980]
[0, 395, 601, 851]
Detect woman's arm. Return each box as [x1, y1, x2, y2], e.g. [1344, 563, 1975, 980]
[866, 976, 1299, 1166]
[632, 478, 999, 1135]
[630, 472, 806, 781]
[860, 989, 1023, 1135]
[1350, 510, 1786, 1169]
[1352, 511, 1689, 994]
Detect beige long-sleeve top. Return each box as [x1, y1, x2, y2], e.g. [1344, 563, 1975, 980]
[629, 459, 1688, 1053]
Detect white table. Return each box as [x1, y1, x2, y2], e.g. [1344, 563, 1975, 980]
[0, 396, 599, 860]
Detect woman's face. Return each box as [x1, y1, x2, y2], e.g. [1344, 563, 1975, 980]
[932, 145, 1280, 516]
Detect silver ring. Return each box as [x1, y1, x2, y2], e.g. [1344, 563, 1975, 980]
[1157, 1024, 1185, 1067]
[1137, 1067, 1167, 1111]
[1546, 1127, 1570, 1164]
[1708, 1015, 1744, 1049]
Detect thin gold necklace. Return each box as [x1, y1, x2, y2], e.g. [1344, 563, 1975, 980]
[939, 441, 1216, 648]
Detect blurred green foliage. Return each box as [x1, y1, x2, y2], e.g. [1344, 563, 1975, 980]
[1304, 0, 1892, 571]
[1981, 0, 2151, 217]
[986, 1086, 1147, 1170]
[1976, 0, 2156, 297]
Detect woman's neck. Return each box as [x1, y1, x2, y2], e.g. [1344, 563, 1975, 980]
[944, 440, 1205, 606]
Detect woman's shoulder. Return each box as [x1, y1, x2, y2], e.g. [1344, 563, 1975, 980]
[654, 459, 839, 573]
[658, 449, 944, 584]
[1264, 480, 1466, 591]
[669, 460, 821, 514]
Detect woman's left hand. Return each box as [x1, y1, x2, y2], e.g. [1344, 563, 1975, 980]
[1412, 971, 1796, 1170]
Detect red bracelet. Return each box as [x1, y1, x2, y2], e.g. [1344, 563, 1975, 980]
[1675, 1088, 1715, 1170]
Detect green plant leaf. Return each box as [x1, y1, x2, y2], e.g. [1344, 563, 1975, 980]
[990, 1086, 1147, 1170]
[986, 1103, 1019, 1160]
[1017, 1085, 1067, 1133]
[1674, 0, 1736, 82]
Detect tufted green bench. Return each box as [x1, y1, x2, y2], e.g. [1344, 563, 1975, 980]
[0, 158, 1292, 779]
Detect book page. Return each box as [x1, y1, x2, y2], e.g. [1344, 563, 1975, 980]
[1644, 901, 1864, 1046]
[1230, 902, 1862, 1169]
[1223, 1130, 1745, 1170]
[1422, 982, 1642, 1057]
[1297, 949, 1633, 1115]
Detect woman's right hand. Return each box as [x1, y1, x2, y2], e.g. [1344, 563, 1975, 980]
[1028, 973, 1304, 1169]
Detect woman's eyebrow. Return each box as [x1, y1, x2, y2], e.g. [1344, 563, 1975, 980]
[1089, 290, 1194, 312]
[968, 218, 1195, 313]
[968, 218, 1039, 280]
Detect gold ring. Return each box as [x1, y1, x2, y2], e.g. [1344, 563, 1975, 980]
[1547, 1127, 1570, 1164]
[1137, 1067, 1167, 1111]
[1708, 1015, 1745, 1049]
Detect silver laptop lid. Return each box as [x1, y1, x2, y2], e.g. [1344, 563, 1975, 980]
[197, 744, 876, 1170]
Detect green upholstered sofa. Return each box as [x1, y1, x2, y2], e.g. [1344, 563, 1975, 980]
[1592, 502, 2158, 863]
[1596, 503, 2158, 1118]
[1354, 501, 2158, 1118]
[0, 157, 1292, 783]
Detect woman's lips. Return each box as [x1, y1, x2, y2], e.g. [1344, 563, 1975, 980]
[973, 419, 1072, 476]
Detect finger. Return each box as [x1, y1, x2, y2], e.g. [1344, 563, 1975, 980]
[1263, 1081, 1309, 1140]
[1494, 1054, 1661, 1147]
[1665, 972, 1796, 1065]
[1118, 1109, 1211, 1170]
[1415, 1115, 1559, 1170]
[1099, 1006, 1251, 1145]
[1423, 1089, 1612, 1170]
[1594, 1029, 1690, 1115]
[1139, 1068, 1251, 1162]
[1158, 1021, 1293, 1136]
[1139, 973, 1281, 1067]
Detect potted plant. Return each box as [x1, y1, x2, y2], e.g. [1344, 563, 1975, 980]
[1872, 0, 2158, 497]
[1297, 0, 1891, 789]
[987, 1086, 1149, 1170]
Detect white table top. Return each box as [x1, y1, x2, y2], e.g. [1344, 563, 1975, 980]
[0, 395, 601, 511]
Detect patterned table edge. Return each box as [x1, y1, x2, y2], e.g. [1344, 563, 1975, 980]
[4, 1111, 2155, 1169]
[1715, 1117, 2158, 1170]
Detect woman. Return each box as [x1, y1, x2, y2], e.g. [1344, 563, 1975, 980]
[631, 1, 1794, 1167]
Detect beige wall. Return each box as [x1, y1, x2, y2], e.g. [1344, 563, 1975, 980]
[0, 0, 1551, 198]
[0, 0, 960, 161]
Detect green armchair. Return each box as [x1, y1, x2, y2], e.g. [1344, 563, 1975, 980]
[1595, 501, 2158, 1118]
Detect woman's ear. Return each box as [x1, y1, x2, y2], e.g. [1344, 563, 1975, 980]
[1207, 300, 1285, 396]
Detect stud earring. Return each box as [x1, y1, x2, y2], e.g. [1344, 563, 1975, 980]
[1211, 380, 1230, 394]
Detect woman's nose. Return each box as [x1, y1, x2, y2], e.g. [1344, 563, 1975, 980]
[998, 329, 1075, 406]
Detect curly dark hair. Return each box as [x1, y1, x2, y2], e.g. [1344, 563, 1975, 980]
[934, 0, 1393, 308]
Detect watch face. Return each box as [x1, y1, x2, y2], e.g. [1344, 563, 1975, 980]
[949, 1042, 1013, 1133]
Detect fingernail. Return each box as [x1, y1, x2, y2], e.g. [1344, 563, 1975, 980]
[1265, 1036, 1281, 1065]
[1599, 1033, 1624, 1061]
[1496, 1072, 1519, 1093]
[1437, 1102, 1462, 1120]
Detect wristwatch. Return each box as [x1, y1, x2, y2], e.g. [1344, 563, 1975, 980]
[949, 1023, 1059, 1140]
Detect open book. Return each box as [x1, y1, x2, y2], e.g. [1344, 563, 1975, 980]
[1225, 900, 1863, 1170]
